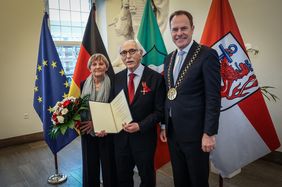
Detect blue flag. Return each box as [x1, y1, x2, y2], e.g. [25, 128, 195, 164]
[33, 13, 77, 154]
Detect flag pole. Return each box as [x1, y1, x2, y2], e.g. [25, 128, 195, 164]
[151, 0, 157, 15]
[47, 153, 67, 184]
[219, 175, 223, 187]
[35, 5, 77, 185]
[93, 2, 96, 20]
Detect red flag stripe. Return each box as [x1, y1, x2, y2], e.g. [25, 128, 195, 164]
[239, 91, 280, 150]
[200, 0, 244, 50]
[72, 45, 91, 87]
[154, 125, 170, 169]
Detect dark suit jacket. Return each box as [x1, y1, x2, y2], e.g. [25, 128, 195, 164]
[164, 41, 221, 142]
[114, 66, 165, 152]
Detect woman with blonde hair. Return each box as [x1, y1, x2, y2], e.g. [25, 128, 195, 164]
[80, 53, 117, 187]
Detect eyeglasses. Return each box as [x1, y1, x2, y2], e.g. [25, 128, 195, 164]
[120, 49, 139, 57]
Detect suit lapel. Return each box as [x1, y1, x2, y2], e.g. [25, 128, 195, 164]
[122, 70, 130, 104]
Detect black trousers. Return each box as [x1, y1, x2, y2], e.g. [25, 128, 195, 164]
[114, 137, 156, 187]
[167, 119, 210, 187]
[81, 134, 117, 187]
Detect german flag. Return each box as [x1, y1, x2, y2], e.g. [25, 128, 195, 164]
[69, 4, 114, 98]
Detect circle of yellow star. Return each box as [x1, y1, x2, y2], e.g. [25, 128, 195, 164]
[43, 60, 48, 66]
[38, 96, 43, 103]
[48, 106, 53, 113]
[63, 93, 68, 99]
[64, 81, 69, 88]
[37, 65, 42, 72]
[51, 61, 57, 68]
[59, 69, 65, 76]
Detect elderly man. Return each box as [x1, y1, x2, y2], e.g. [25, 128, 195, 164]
[114, 40, 165, 187]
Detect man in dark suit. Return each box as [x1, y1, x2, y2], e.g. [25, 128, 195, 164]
[160, 10, 221, 187]
[114, 40, 165, 187]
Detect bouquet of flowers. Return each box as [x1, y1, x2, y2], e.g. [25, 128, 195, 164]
[50, 95, 89, 139]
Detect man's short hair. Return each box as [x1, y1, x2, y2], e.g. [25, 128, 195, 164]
[169, 10, 193, 28]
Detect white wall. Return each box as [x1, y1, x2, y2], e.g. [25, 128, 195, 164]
[0, 0, 281, 152]
[0, 0, 43, 139]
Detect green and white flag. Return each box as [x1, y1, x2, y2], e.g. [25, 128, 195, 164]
[137, 0, 170, 170]
[137, 0, 167, 73]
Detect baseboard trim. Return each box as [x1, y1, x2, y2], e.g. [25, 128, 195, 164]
[0, 132, 44, 148]
[0, 132, 281, 166]
[262, 151, 282, 165]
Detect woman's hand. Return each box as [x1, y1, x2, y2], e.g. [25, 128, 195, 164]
[80, 121, 93, 134]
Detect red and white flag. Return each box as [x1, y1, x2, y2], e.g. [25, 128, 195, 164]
[200, 0, 280, 177]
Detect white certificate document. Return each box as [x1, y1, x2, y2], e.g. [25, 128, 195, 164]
[89, 90, 132, 133]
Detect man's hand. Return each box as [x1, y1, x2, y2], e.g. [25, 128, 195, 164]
[160, 129, 167, 142]
[201, 133, 216, 152]
[80, 121, 93, 134]
[123, 122, 140, 133]
[95, 130, 107, 137]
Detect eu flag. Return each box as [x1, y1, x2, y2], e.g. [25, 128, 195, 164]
[33, 13, 77, 154]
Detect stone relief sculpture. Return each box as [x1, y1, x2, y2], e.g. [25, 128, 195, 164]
[109, 1, 135, 40]
[109, 0, 169, 70]
[154, 0, 169, 33]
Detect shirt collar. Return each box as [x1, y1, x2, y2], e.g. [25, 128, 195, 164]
[127, 63, 144, 77]
[178, 40, 194, 55]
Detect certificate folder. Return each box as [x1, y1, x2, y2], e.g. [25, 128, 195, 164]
[89, 90, 132, 133]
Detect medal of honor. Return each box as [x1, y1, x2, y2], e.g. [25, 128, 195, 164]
[167, 88, 177, 100]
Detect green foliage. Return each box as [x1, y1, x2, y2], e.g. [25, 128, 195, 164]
[261, 86, 279, 102]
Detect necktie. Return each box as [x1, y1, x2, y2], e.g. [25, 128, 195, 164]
[173, 50, 185, 85]
[128, 73, 135, 104]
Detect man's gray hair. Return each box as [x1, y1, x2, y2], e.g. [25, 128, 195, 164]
[119, 39, 145, 54]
